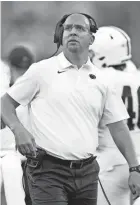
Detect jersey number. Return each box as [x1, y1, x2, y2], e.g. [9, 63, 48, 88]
[122, 86, 140, 130]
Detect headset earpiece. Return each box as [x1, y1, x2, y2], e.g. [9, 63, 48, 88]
[54, 21, 64, 45]
[79, 13, 98, 33]
[54, 14, 70, 46]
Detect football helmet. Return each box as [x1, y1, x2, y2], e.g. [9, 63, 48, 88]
[90, 26, 132, 68]
[124, 60, 137, 72]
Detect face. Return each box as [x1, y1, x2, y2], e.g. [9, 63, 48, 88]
[62, 14, 94, 53]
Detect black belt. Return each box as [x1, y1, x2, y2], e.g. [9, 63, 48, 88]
[26, 148, 96, 169]
[44, 154, 96, 169]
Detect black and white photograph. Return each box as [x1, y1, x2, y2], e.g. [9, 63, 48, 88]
[1, 1, 140, 205]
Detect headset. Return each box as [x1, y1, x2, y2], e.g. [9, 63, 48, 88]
[51, 13, 98, 57]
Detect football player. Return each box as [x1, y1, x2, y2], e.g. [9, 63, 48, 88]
[0, 46, 34, 205]
[89, 26, 140, 205]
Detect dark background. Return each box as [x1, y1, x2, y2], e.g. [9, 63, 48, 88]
[1, 1, 140, 67]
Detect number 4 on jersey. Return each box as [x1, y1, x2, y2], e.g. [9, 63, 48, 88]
[122, 86, 140, 130]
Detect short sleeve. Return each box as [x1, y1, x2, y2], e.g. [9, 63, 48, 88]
[100, 85, 129, 126]
[7, 63, 40, 106]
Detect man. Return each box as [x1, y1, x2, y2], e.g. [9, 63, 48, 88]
[1, 13, 140, 205]
[0, 46, 34, 205]
[89, 26, 140, 205]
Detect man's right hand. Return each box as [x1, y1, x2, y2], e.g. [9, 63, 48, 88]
[12, 123, 37, 157]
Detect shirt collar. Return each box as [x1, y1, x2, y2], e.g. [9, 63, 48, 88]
[57, 52, 93, 71]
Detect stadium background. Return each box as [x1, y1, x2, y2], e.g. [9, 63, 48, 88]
[1, 1, 140, 68]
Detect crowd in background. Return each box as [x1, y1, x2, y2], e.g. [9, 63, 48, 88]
[1, 1, 140, 67]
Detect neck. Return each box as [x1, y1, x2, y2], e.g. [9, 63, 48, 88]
[63, 50, 89, 68]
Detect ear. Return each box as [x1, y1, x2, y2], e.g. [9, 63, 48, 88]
[89, 35, 95, 45]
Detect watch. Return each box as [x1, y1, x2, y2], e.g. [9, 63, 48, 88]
[129, 165, 140, 173]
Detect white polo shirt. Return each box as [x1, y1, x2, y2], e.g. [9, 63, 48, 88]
[7, 52, 129, 160]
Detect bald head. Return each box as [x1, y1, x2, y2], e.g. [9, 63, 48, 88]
[64, 13, 91, 31]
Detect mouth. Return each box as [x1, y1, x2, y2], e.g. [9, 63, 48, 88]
[68, 39, 79, 43]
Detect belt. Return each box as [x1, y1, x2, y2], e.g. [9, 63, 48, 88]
[44, 154, 96, 169]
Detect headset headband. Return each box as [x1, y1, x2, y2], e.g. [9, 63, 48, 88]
[54, 13, 98, 47]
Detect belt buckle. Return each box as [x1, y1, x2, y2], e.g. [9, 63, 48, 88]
[79, 161, 83, 169]
[70, 161, 74, 169]
[70, 161, 83, 169]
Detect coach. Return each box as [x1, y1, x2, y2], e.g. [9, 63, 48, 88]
[1, 13, 140, 205]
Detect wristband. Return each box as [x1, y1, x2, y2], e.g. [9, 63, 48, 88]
[129, 165, 140, 173]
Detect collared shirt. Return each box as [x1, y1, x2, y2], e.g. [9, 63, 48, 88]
[7, 52, 129, 160]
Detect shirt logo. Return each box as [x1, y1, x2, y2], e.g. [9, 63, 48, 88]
[57, 70, 67, 74]
[89, 74, 96, 79]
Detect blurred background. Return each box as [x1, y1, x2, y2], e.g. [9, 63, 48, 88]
[1, 1, 140, 67]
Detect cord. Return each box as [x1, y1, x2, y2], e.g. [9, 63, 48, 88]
[49, 43, 60, 59]
[98, 176, 112, 205]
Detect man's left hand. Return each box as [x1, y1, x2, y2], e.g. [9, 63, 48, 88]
[129, 172, 140, 199]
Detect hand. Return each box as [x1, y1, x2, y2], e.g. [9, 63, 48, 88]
[13, 124, 37, 157]
[129, 172, 140, 199]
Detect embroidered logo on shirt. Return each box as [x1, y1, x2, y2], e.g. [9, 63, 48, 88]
[57, 70, 67, 74]
[89, 74, 96, 79]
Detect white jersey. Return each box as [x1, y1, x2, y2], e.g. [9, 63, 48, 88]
[96, 68, 140, 172]
[0, 60, 31, 153]
[0, 60, 11, 96]
[124, 60, 137, 73]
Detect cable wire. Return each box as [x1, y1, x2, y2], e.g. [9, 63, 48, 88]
[98, 177, 112, 205]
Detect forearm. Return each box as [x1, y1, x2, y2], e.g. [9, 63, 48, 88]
[108, 121, 139, 167]
[1, 93, 22, 131]
[115, 130, 139, 167]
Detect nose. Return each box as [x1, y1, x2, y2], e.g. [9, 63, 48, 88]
[70, 26, 78, 35]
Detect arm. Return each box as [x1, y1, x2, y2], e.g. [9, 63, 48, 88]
[1, 93, 20, 130]
[107, 120, 139, 167]
[107, 120, 140, 197]
[1, 93, 19, 129]
[100, 83, 140, 196]
[1, 93, 37, 156]
[1, 63, 40, 156]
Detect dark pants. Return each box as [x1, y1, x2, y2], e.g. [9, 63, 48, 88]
[22, 161, 32, 205]
[26, 150, 100, 205]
